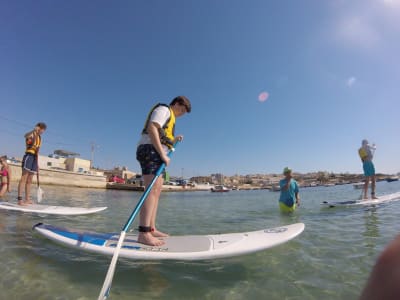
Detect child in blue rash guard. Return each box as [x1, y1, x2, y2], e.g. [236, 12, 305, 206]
[279, 167, 300, 213]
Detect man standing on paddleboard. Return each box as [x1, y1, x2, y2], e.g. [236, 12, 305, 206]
[136, 96, 191, 246]
[17, 122, 46, 205]
[358, 139, 378, 200]
[278, 167, 300, 213]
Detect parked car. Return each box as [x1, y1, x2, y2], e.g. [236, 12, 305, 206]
[108, 175, 125, 184]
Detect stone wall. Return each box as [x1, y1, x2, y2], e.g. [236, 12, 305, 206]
[8, 163, 107, 188]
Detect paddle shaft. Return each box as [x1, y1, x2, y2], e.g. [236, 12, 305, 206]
[121, 144, 177, 231]
[36, 153, 43, 202]
[36, 153, 40, 187]
[98, 142, 179, 300]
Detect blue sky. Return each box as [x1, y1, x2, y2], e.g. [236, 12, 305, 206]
[1, 0, 399, 177]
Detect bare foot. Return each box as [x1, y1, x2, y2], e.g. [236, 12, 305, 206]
[152, 228, 169, 238]
[18, 201, 28, 206]
[372, 196, 378, 199]
[24, 201, 33, 205]
[138, 232, 165, 246]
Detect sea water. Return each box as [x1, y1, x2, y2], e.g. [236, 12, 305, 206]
[0, 180, 400, 300]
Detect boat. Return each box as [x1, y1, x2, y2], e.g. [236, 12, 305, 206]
[353, 182, 364, 189]
[271, 185, 281, 192]
[211, 185, 230, 192]
[386, 176, 399, 183]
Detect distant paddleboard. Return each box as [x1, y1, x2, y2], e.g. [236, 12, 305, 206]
[0, 202, 107, 216]
[33, 222, 305, 260]
[321, 192, 400, 208]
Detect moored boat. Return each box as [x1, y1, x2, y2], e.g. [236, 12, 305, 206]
[271, 185, 281, 192]
[353, 182, 364, 189]
[386, 176, 399, 182]
[211, 185, 230, 192]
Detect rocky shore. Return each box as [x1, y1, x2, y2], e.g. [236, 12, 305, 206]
[6, 160, 394, 192]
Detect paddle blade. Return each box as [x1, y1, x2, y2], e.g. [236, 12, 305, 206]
[37, 186, 44, 203]
[98, 231, 126, 300]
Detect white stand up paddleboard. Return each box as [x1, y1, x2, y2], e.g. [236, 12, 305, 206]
[33, 222, 305, 260]
[321, 191, 400, 208]
[0, 202, 107, 216]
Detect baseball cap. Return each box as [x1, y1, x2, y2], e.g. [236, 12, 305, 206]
[283, 167, 292, 174]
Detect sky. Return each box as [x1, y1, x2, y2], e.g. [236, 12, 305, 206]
[1, 0, 399, 178]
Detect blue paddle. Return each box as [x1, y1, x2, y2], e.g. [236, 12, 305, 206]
[98, 141, 180, 300]
[36, 153, 44, 202]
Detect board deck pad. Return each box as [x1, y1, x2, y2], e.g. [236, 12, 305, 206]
[107, 235, 213, 252]
[321, 192, 400, 208]
[33, 222, 305, 260]
[0, 202, 107, 215]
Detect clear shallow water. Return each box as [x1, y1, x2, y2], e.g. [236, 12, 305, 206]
[1, 181, 400, 299]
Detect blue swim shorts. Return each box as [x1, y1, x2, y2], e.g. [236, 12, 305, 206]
[136, 144, 165, 175]
[22, 153, 38, 173]
[363, 161, 375, 177]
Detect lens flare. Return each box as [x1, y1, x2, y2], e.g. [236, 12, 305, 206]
[258, 92, 269, 102]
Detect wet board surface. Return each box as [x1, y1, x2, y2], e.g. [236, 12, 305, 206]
[33, 222, 305, 261]
[321, 192, 400, 208]
[0, 202, 107, 216]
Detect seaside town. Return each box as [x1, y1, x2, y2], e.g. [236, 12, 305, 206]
[3, 149, 399, 192]
[3, 2, 400, 299]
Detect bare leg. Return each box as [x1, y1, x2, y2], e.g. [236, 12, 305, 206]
[363, 178, 370, 199]
[0, 185, 7, 197]
[150, 177, 169, 238]
[24, 174, 34, 204]
[137, 175, 165, 246]
[18, 172, 29, 206]
[371, 175, 377, 199]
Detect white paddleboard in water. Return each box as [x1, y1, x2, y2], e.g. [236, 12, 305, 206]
[321, 192, 400, 208]
[0, 202, 107, 216]
[33, 222, 305, 260]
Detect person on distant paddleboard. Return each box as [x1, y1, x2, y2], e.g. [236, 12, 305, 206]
[278, 167, 300, 213]
[358, 139, 378, 200]
[17, 122, 47, 205]
[0, 156, 11, 198]
[136, 96, 191, 246]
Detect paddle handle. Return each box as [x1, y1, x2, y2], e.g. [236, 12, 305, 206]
[122, 142, 179, 231]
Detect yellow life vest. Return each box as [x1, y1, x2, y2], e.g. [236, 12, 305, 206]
[25, 132, 42, 155]
[142, 103, 176, 148]
[358, 147, 368, 161]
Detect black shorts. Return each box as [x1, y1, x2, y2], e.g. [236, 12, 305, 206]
[22, 153, 38, 173]
[136, 144, 165, 175]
